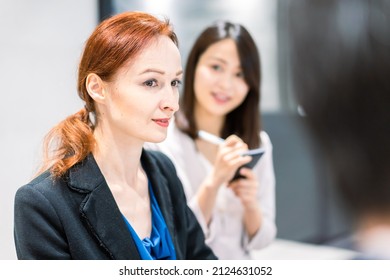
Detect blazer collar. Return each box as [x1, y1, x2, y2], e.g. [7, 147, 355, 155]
[68, 153, 105, 192]
[67, 153, 140, 259]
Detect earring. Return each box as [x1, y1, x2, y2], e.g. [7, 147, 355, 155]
[88, 111, 96, 126]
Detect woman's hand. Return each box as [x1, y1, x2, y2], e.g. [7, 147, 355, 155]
[228, 167, 259, 211]
[210, 135, 251, 187]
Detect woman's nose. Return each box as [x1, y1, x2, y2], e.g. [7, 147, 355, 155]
[160, 88, 179, 112]
[218, 72, 234, 91]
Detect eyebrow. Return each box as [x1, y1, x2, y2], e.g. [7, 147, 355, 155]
[140, 68, 183, 76]
[209, 57, 227, 65]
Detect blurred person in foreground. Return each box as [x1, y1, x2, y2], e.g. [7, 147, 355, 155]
[289, 0, 390, 259]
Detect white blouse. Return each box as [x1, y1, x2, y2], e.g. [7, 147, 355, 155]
[144, 123, 277, 259]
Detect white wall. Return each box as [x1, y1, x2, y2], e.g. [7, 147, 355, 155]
[0, 0, 97, 259]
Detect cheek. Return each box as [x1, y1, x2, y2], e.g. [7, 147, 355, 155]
[235, 80, 249, 100]
[194, 67, 213, 92]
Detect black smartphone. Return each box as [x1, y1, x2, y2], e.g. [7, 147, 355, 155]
[230, 148, 265, 181]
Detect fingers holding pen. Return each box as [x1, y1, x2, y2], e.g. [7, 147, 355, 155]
[211, 135, 252, 185]
[223, 134, 247, 148]
[222, 152, 251, 169]
[220, 135, 251, 166]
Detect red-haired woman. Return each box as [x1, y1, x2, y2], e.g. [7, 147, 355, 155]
[14, 11, 216, 260]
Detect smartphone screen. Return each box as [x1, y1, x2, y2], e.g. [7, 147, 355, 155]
[231, 148, 265, 181]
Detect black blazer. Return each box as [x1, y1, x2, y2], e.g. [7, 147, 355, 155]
[14, 150, 217, 260]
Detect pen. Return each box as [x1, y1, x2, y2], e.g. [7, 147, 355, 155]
[198, 130, 266, 157]
[198, 130, 225, 145]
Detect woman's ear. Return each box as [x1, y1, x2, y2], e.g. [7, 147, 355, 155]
[86, 73, 106, 104]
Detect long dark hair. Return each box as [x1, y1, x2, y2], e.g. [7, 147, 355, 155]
[177, 21, 261, 149]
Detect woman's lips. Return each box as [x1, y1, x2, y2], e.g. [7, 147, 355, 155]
[212, 92, 230, 104]
[152, 118, 170, 127]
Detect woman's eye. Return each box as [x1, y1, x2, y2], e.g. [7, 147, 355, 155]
[211, 64, 222, 71]
[236, 71, 245, 79]
[144, 79, 158, 87]
[171, 79, 182, 88]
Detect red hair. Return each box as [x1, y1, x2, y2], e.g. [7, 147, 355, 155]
[38, 11, 178, 177]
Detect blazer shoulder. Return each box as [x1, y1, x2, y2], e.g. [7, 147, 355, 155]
[15, 170, 67, 202]
[18, 171, 54, 191]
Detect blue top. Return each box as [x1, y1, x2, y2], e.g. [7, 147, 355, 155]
[122, 182, 176, 260]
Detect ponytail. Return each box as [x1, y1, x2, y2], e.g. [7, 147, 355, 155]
[37, 108, 95, 178]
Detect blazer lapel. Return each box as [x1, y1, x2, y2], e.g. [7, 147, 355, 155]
[141, 151, 178, 251]
[68, 154, 140, 260]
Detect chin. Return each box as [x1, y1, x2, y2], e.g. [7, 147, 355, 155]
[147, 134, 167, 143]
[209, 108, 231, 117]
